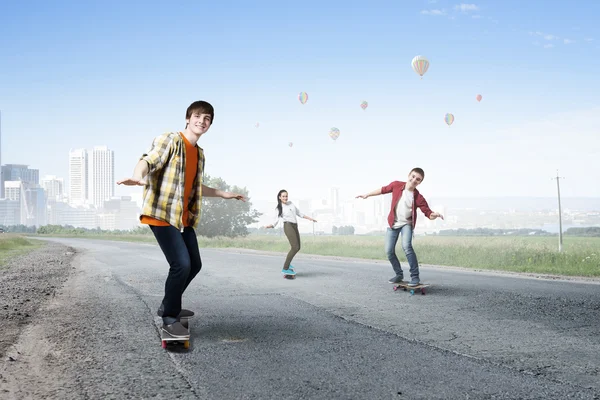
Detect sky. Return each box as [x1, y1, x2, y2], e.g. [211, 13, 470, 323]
[1, 0, 599, 212]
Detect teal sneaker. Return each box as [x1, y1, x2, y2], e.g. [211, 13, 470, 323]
[288, 265, 295, 272]
[281, 268, 296, 276]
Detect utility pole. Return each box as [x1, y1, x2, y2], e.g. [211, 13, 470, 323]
[551, 170, 565, 252]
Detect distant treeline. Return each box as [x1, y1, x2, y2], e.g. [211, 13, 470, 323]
[2, 225, 599, 238]
[564, 227, 600, 237]
[435, 227, 600, 237]
[437, 228, 552, 236]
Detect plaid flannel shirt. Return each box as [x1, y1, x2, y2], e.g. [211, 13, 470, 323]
[139, 132, 205, 230]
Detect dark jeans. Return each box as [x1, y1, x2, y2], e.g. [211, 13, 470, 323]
[150, 225, 202, 324]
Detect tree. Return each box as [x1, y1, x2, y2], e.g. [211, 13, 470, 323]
[198, 175, 262, 238]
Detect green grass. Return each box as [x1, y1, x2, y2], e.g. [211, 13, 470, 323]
[0, 234, 44, 268]
[35, 233, 600, 277]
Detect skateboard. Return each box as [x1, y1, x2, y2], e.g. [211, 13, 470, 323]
[391, 281, 430, 295]
[282, 269, 296, 279]
[160, 317, 191, 349]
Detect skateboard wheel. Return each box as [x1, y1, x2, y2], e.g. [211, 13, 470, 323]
[161, 340, 167, 349]
[393, 286, 398, 291]
[422, 289, 426, 295]
[184, 341, 190, 349]
[410, 290, 415, 295]
[403, 288, 407, 291]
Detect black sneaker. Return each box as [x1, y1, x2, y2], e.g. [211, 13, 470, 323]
[388, 275, 404, 284]
[157, 306, 195, 318]
[407, 277, 420, 287]
[162, 321, 189, 338]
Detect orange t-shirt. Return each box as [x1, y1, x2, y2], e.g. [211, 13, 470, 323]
[141, 132, 198, 227]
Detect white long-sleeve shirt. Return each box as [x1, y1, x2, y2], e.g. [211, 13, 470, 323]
[272, 201, 306, 228]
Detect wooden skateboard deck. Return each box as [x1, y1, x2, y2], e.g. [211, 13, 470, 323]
[391, 281, 430, 295]
[160, 317, 191, 349]
[283, 274, 296, 279]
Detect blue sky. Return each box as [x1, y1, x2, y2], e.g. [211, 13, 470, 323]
[1, 0, 599, 212]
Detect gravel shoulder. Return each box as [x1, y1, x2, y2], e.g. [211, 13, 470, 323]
[0, 241, 77, 359]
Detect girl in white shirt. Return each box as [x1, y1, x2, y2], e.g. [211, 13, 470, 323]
[264, 189, 317, 276]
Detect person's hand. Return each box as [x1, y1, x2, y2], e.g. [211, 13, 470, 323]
[355, 194, 368, 199]
[430, 212, 444, 220]
[224, 192, 246, 201]
[117, 177, 146, 186]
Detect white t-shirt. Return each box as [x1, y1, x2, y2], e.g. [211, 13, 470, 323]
[272, 201, 306, 228]
[392, 189, 414, 228]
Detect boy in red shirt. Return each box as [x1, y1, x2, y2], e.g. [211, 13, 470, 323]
[356, 168, 443, 286]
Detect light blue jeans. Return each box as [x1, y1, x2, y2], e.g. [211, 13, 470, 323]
[384, 224, 419, 279]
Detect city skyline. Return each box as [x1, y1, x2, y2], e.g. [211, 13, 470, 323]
[3, 145, 600, 211]
[1, 145, 598, 233]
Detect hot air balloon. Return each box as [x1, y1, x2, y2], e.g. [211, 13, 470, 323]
[329, 127, 340, 141]
[411, 55, 430, 79]
[360, 101, 368, 110]
[476, 94, 482, 102]
[444, 113, 454, 126]
[288, 142, 293, 147]
[298, 92, 308, 104]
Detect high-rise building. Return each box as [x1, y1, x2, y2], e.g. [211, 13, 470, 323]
[25, 186, 47, 227]
[4, 181, 27, 225]
[69, 149, 88, 206]
[330, 187, 340, 216]
[88, 146, 115, 208]
[41, 175, 65, 202]
[1, 164, 39, 198]
[101, 196, 141, 230]
[0, 198, 19, 226]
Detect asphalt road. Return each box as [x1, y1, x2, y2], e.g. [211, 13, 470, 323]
[2, 237, 599, 399]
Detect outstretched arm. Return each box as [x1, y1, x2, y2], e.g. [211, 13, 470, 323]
[117, 133, 174, 186]
[264, 212, 280, 229]
[356, 188, 382, 199]
[295, 206, 317, 223]
[429, 212, 444, 220]
[202, 185, 247, 201]
[415, 194, 444, 220]
[117, 160, 149, 186]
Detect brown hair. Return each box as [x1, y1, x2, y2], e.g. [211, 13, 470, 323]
[410, 167, 425, 180]
[185, 101, 214, 127]
[275, 189, 287, 218]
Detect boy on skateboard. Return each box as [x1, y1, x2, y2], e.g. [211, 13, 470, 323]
[356, 168, 443, 286]
[118, 101, 246, 339]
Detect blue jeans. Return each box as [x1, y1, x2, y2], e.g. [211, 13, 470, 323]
[150, 225, 202, 324]
[384, 224, 419, 279]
